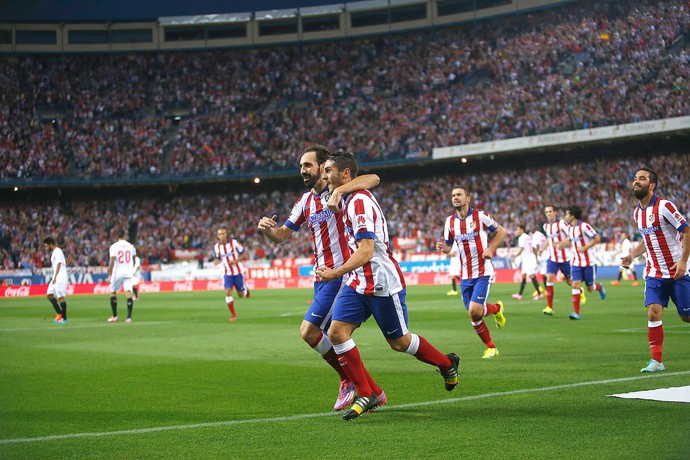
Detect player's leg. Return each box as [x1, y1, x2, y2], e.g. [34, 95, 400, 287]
[586, 266, 606, 299]
[544, 260, 558, 315]
[329, 288, 383, 420]
[570, 268, 583, 320]
[223, 275, 236, 320]
[640, 278, 669, 372]
[373, 290, 459, 391]
[123, 279, 134, 323]
[512, 274, 526, 300]
[234, 274, 250, 298]
[464, 278, 500, 358]
[529, 275, 542, 299]
[46, 285, 62, 322]
[303, 278, 354, 411]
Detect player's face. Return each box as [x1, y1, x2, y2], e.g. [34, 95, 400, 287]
[324, 160, 344, 188]
[451, 188, 470, 210]
[564, 210, 574, 224]
[632, 170, 653, 200]
[217, 228, 228, 243]
[544, 206, 556, 222]
[300, 151, 323, 189]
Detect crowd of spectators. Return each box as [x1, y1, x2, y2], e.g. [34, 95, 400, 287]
[1, 0, 688, 180]
[2, 150, 688, 272]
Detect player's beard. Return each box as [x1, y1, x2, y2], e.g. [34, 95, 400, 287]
[303, 172, 319, 189]
[633, 184, 649, 200]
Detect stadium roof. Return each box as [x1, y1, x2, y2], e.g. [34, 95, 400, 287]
[0, 0, 344, 23]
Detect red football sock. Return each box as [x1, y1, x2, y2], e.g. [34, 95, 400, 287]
[227, 302, 236, 317]
[323, 348, 349, 381]
[572, 289, 580, 315]
[648, 323, 664, 363]
[595, 282, 603, 292]
[484, 302, 500, 316]
[472, 319, 495, 348]
[546, 285, 554, 308]
[338, 346, 374, 397]
[413, 336, 452, 370]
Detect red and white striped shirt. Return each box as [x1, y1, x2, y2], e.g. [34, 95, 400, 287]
[566, 220, 598, 267]
[443, 208, 499, 279]
[286, 189, 350, 280]
[214, 239, 245, 276]
[341, 190, 405, 296]
[634, 194, 688, 278]
[543, 218, 572, 263]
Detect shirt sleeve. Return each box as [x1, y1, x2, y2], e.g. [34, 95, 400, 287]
[479, 211, 498, 232]
[661, 200, 688, 232]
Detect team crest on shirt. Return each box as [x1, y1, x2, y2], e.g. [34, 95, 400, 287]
[468, 221, 475, 229]
[647, 214, 655, 225]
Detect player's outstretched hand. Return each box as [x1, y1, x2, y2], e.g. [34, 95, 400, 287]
[258, 215, 278, 231]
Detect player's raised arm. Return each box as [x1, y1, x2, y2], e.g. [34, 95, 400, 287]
[327, 174, 380, 212]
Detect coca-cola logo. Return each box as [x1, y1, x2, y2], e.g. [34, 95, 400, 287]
[405, 274, 420, 285]
[93, 283, 111, 294]
[267, 279, 286, 289]
[433, 274, 448, 285]
[140, 282, 161, 293]
[206, 280, 224, 290]
[4, 286, 31, 297]
[173, 281, 194, 291]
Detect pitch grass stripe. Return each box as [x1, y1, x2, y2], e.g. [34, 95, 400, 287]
[2, 371, 688, 445]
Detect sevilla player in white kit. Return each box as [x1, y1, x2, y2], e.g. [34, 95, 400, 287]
[621, 167, 690, 373]
[106, 228, 136, 323]
[511, 224, 542, 301]
[258, 144, 380, 412]
[43, 237, 68, 324]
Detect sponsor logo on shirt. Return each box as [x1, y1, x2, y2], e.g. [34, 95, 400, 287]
[455, 232, 479, 242]
[307, 209, 334, 227]
[639, 226, 660, 236]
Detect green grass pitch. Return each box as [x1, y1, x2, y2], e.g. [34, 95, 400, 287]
[1, 283, 689, 459]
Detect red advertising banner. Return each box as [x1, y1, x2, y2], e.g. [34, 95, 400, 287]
[1, 269, 522, 297]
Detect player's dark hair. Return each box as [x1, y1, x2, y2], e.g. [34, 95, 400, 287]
[43, 237, 55, 246]
[517, 224, 526, 232]
[567, 205, 583, 220]
[116, 228, 126, 239]
[328, 150, 359, 178]
[637, 167, 659, 189]
[304, 144, 332, 166]
[452, 185, 471, 195]
[544, 204, 555, 212]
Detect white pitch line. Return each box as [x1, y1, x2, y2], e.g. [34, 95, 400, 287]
[0, 321, 170, 333]
[1, 370, 689, 445]
[614, 325, 690, 333]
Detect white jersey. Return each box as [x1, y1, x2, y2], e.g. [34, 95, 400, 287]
[109, 239, 136, 279]
[518, 233, 537, 275]
[51, 247, 68, 281]
[341, 190, 405, 296]
[531, 230, 548, 273]
[133, 256, 142, 282]
[448, 244, 461, 278]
